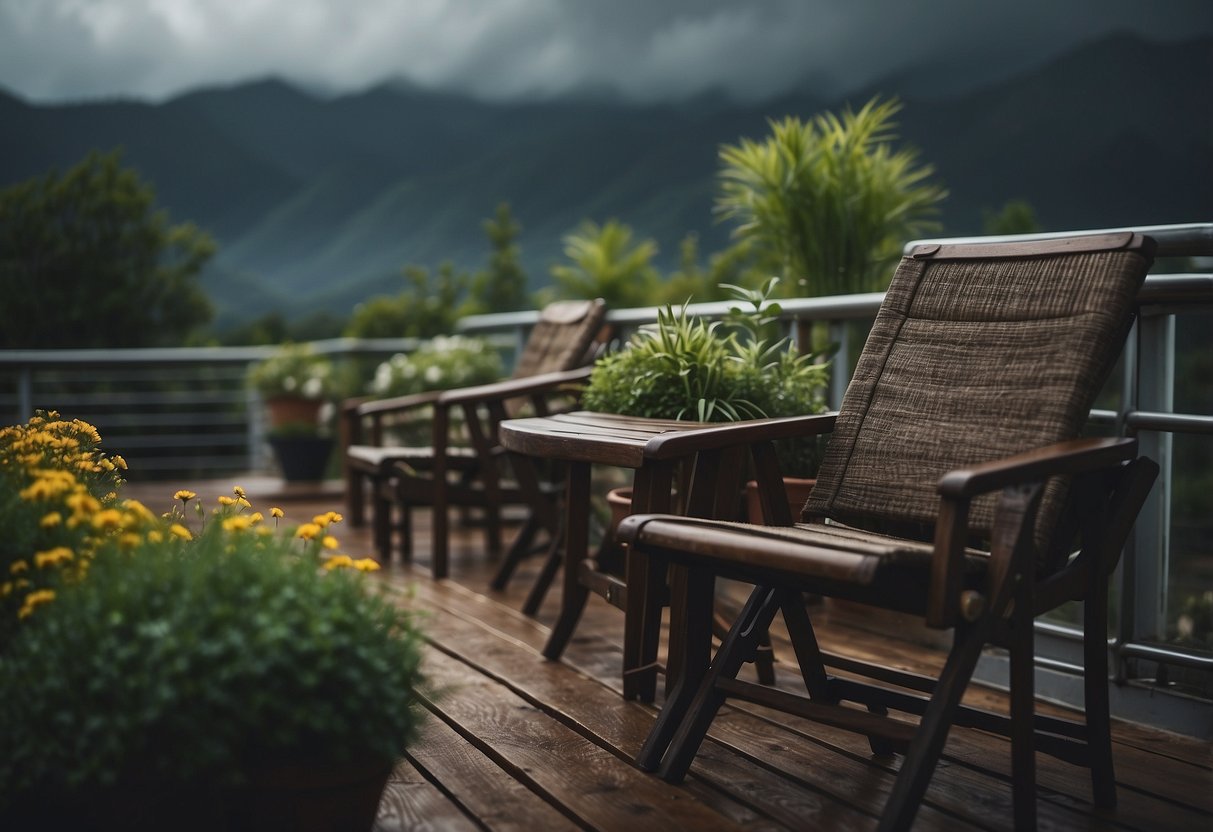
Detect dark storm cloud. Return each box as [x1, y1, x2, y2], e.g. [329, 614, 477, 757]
[0, 0, 1209, 103]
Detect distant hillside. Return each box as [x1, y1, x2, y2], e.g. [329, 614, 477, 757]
[1, 31, 1208, 328]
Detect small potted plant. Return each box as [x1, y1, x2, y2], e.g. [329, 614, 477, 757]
[0, 413, 424, 830]
[248, 344, 338, 481]
[582, 279, 830, 524]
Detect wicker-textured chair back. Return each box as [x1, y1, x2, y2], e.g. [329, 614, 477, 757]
[510, 299, 607, 379]
[806, 233, 1154, 567]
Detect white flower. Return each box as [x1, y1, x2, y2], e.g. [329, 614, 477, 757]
[282, 376, 298, 392]
[302, 377, 324, 398]
[424, 366, 443, 384]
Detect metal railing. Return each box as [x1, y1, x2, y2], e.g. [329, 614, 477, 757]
[3, 222, 1210, 731]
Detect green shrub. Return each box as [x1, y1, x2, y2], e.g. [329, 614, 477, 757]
[0, 512, 423, 798]
[368, 335, 502, 398]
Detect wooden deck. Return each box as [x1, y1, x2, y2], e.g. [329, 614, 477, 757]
[127, 479, 1213, 831]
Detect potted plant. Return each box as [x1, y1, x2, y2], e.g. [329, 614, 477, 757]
[582, 279, 829, 525]
[0, 412, 424, 830]
[248, 344, 338, 481]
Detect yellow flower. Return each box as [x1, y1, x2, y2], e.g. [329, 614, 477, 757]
[322, 535, 339, 550]
[236, 497, 252, 509]
[353, 558, 381, 572]
[40, 511, 63, 529]
[296, 523, 322, 541]
[34, 547, 74, 569]
[119, 533, 142, 549]
[0, 582, 12, 597]
[312, 511, 343, 527]
[249, 512, 264, 525]
[270, 507, 284, 519]
[222, 516, 253, 532]
[98, 458, 115, 472]
[122, 499, 157, 524]
[233, 485, 247, 498]
[18, 588, 56, 619]
[169, 524, 193, 541]
[217, 495, 236, 507]
[91, 509, 124, 531]
[174, 490, 197, 503]
[147, 530, 164, 544]
[323, 554, 354, 570]
[112, 454, 128, 470]
[9, 560, 29, 575]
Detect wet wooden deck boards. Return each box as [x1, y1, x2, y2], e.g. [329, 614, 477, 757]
[125, 480, 1213, 831]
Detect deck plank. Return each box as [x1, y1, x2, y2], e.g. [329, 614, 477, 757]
[120, 482, 1208, 832]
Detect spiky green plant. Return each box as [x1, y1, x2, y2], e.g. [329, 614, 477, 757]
[717, 96, 946, 296]
[550, 219, 660, 308]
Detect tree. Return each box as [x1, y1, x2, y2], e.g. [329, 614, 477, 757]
[549, 219, 660, 308]
[466, 202, 531, 314]
[0, 150, 215, 348]
[716, 96, 946, 297]
[346, 262, 470, 340]
[983, 199, 1042, 236]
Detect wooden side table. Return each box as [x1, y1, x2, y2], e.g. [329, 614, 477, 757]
[499, 410, 795, 702]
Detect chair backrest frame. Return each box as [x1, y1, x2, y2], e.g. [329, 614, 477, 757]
[805, 232, 1155, 569]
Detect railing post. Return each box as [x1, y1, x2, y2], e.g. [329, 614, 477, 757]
[247, 385, 266, 474]
[1128, 311, 1175, 644]
[17, 365, 33, 422]
[828, 320, 849, 410]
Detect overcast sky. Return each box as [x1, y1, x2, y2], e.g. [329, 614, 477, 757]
[2, 0, 1210, 104]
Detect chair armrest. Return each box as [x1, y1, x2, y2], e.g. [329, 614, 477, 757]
[927, 436, 1139, 628]
[356, 389, 445, 417]
[435, 366, 592, 406]
[937, 436, 1138, 498]
[642, 413, 838, 461]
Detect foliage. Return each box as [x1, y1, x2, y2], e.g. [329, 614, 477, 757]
[0, 412, 128, 646]
[584, 280, 829, 444]
[549, 219, 660, 308]
[346, 261, 471, 339]
[247, 344, 337, 400]
[369, 336, 504, 398]
[0, 150, 216, 348]
[717, 96, 946, 297]
[982, 199, 1042, 235]
[466, 202, 531, 314]
[0, 413, 423, 802]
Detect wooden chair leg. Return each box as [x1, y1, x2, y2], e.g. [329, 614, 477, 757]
[1084, 570, 1117, 808]
[372, 478, 392, 561]
[1009, 585, 1037, 832]
[523, 535, 564, 617]
[657, 585, 783, 782]
[346, 468, 366, 527]
[491, 513, 541, 591]
[877, 619, 990, 832]
[637, 566, 714, 771]
[398, 504, 413, 562]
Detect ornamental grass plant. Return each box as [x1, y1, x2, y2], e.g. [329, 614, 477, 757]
[582, 280, 829, 476]
[0, 412, 425, 819]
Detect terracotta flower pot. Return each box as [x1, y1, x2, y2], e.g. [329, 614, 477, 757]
[745, 477, 816, 524]
[265, 395, 324, 430]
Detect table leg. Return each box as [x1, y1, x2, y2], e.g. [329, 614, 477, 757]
[542, 460, 591, 661]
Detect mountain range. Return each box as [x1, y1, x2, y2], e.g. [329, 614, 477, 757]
[1, 31, 1209, 329]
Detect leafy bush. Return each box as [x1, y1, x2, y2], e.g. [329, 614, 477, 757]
[0, 412, 128, 646]
[0, 413, 424, 805]
[369, 335, 502, 398]
[584, 279, 829, 425]
[247, 343, 336, 400]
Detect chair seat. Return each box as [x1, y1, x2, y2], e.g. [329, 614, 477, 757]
[623, 515, 989, 615]
[346, 444, 479, 474]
